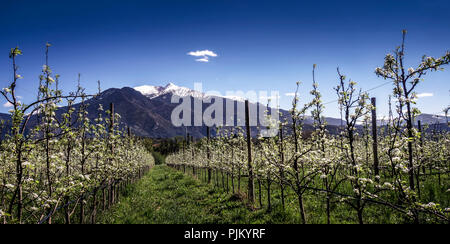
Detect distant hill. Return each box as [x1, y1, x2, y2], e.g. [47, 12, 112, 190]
[0, 113, 10, 138]
[415, 113, 447, 125]
[0, 83, 448, 138]
[0, 113, 9, 121]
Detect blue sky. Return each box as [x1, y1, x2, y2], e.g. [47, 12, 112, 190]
[0, 0, 449, 118]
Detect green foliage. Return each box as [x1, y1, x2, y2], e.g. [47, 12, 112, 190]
[99, 165, 297, 224]
[152, 151, 166, 165]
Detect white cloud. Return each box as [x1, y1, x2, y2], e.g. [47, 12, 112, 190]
[188, 50, 218, 57]
[3, 101, 13, 108]
[196, 57, 210, 62]
[416, 93, 433, 98]
[188, 50, 218, 62]
[285, 93, 296, 97]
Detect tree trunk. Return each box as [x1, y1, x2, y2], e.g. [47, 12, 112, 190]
[298, 193, 306, 224]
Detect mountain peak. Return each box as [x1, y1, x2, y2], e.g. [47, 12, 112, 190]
[164, 82, 177, 89]
[134, 85, 161, 97]
[134, 82, 250, 102]
[134, 83, 200, 99]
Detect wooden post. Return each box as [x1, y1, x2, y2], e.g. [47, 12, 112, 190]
[186, 133, 190, 173]
[418, 120, 423, 146]
[191, 135, 195, 176]
[110, 103, 115, 131]
[245, 100, 254, 203]
[279, 123, 285, 209]
[371, 98, 379, 178]
[109, 103, 115, 152]
[415, 120, 422, 198]
[207, 127, 212, 184]
[109, 103, 115, 207]
[418, 120, 425, 174]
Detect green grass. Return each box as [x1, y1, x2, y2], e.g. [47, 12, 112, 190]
[99, 165, 297, 224]
[99, 165, 449, 224]
[151, 151, 166, 165]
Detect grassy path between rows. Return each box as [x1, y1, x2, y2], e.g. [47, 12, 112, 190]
[99, 165, 293, 224]
[99, 164, 449, 224]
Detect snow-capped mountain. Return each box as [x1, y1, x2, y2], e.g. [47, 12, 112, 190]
[134, 83, 205, 99]
[132, 83, 346, 128]
[134, 83, 246, 102]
